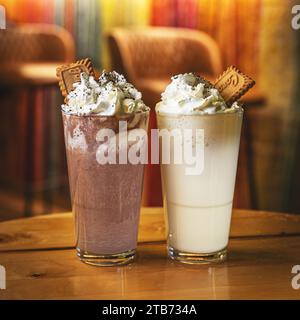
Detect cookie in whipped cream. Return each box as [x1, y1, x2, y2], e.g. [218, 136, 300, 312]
[156, 73, 240, 115]
[62, 70, 149, 116]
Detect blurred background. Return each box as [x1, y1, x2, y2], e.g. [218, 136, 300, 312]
[0, 0, 300, 221]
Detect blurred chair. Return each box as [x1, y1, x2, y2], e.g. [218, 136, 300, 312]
[0, 24, 75, 217]
[108, 27, 264, 208]
[108, 27, 223, 108]
[0, 24, 74, 85]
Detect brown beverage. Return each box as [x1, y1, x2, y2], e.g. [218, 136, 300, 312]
[62, 111, 149, 266]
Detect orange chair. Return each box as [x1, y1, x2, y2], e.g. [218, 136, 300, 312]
[0, 23, 74, 86]
[108, 27, 223, 108]
[0, 24, 75, 217]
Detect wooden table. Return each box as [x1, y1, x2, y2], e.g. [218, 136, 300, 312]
[0, 208, 299, 300]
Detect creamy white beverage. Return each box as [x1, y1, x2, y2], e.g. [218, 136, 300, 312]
[156, 73, 243, 263]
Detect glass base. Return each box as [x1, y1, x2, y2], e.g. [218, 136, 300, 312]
[76, 248, 136, 266]
[168, 246, 227, 264]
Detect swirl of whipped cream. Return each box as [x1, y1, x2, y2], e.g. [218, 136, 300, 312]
[62, 71, 148, 116]
[156, 73, 240, 115]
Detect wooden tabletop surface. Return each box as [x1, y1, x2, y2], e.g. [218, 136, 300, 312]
[0, 208, 299, 300]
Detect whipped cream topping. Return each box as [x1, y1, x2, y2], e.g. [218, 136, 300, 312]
[156, 73, 241, 115]
[62, 71, 148, 116]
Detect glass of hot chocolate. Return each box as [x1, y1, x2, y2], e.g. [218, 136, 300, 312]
[61, 71, 149, 266]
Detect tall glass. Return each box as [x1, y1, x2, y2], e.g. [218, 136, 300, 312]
[62, 111, 149, 266]
[156, 110, 243, 264]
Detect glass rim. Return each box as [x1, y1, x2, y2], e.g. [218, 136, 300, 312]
[156, 107, 244, 118]
[61, 108, 150, 118]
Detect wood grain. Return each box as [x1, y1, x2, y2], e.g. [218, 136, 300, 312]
[0, 236, 299, 300]
[0, 208, 300, 299]
[0, 208, 300, 252]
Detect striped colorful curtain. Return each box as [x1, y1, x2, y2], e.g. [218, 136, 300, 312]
[0, 0, 262, 74]
[151, 0, 261, 77]
[99, 0, 151, 70]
